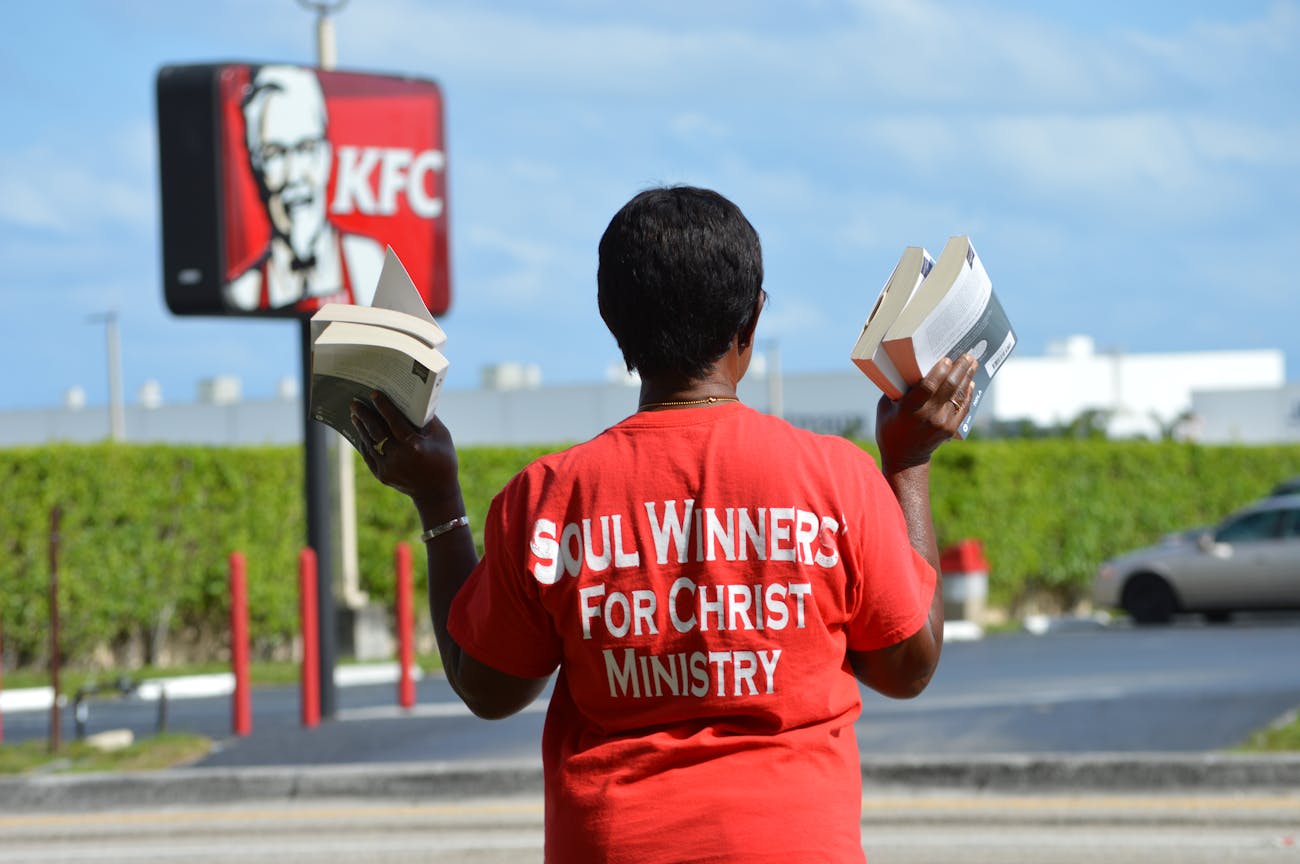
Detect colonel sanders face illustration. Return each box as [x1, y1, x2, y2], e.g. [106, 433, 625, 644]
[225, 65, 383, 311]
[244, 65, 332, 267]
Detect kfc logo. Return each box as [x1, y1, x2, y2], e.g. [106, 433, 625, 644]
[157, 63, 450, 319]
[225, 65, 385, 311]
[333, 146, 446, 218]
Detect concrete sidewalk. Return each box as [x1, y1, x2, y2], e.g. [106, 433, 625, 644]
[3, 753, 1300, 812]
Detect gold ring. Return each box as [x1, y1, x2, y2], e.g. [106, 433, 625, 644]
[949, 398, 961, 408]
[375, 437, 388, 455]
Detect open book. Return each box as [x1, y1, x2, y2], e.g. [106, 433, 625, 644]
[851, 236, 1016, 438]
[308, 247, 449, 452]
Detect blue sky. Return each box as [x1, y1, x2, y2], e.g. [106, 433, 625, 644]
[3, 0, 1298, 411]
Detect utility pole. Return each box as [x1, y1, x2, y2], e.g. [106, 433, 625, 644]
[88, 310, 125, 441]
[761, 339, 784, 419]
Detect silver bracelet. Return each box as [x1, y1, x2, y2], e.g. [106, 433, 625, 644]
[420, 515, 469, 543]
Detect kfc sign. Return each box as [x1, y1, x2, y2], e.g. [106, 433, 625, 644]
[157, 63, 450, 317]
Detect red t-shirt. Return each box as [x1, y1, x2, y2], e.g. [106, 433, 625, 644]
[449, 402, 935, 863]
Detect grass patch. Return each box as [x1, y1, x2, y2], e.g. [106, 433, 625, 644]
[1236, 708, 1300, 752]
[0, 732, 211, 775]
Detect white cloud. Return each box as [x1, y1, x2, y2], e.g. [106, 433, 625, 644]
[756, 294, 829, 343]
[1125, 1, 1300, 89]
[983, 113, 1201, 194]
[830, 194, 975, 255]
[1183, 116, 1300, 168]
[0, 147, 153, 235]
[338, 0, 770, 98]
[462, 223, 563, 304]
[670, 112, 729, 144]
[855, 109, 1283, 222]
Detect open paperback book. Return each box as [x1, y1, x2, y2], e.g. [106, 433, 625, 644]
[850, 235, 1016, 438]
[308, 247, 449, 453]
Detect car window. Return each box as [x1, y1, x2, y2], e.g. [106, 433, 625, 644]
[1215, 510, 1282, 543]
[1280, 509, 1300, 539]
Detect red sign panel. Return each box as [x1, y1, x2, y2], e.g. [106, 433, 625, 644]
[158, 63, 450, 317]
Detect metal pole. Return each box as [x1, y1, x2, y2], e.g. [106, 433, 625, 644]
[765, 340, 784, 420]
[106, 311, 125, 440]
[88, 311, 126, 441]
[316, 10, 338, 69]
[301, 326, 338, 718]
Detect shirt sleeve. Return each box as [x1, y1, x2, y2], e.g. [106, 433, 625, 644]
[448, 485, 564, 679]
[840, 452, 937, 653]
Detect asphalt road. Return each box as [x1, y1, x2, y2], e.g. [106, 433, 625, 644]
[3, 793, 1298, 863]
[5, 615, 1300, 765]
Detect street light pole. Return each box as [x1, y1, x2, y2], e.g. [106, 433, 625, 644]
[298, 0, 347, 69]
[88, 310, 125, 441]
[760, 339, 783, 419]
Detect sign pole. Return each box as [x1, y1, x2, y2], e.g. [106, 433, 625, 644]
[301, 325, 338, 718]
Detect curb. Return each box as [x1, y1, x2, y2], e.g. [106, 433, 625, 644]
[0, 760, 541, 812]
[3, 754, 1300, 812]
[0, 663, 422, 714]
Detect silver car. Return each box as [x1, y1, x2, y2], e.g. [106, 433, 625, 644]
[1093, 494, 1300, 624]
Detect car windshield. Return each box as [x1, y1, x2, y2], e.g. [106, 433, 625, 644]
[1271, 478, 1300, 496]
[1215, 509, 1282, 543]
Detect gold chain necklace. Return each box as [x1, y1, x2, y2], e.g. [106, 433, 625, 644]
[638, 395, 740, 411]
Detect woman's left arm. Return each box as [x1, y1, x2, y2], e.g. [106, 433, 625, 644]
[351, 394, 549, 719]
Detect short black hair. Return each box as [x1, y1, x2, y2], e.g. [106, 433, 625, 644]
[597, 186, 764, 380]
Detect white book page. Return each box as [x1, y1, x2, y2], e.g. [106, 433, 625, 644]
[910, 250, 992, 369]
[372, 246, 438, 324]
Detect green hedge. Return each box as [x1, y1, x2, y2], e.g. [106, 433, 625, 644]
[2, 439, 1298, 669]
[921, 439, 1300, 604]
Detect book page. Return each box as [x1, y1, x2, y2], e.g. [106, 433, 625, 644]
[373, 246, 439, 322]
[910, 245, 994, 368]
[310, 302, 446, 348]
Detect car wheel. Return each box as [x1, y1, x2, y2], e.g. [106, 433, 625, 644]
[1121, 573, 1178, 625]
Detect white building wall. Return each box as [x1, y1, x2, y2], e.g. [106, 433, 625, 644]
[0, 337, 1291, 448]
[1190, 384, 1300, 444]
[990, 336, 1285, 436]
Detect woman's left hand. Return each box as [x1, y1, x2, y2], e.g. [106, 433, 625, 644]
[350, 392, 461, 508]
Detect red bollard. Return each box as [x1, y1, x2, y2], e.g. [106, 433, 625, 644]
[299, 548, 320, 728]
[229, 551, 252, 736]
[396, 542, 415, 710]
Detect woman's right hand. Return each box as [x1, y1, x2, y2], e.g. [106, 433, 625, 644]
[875, 354, 978, 474]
